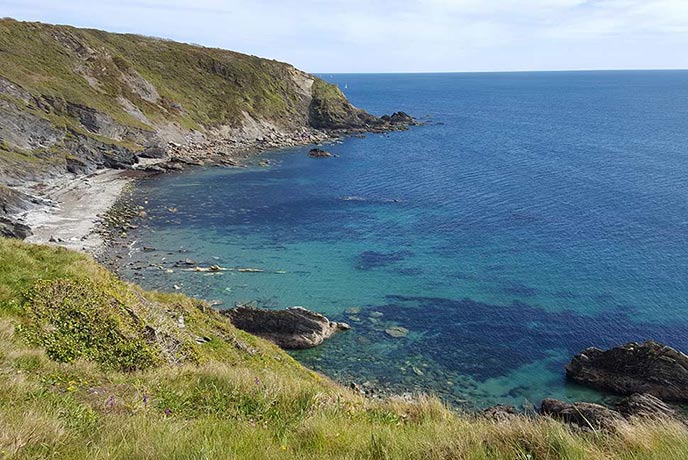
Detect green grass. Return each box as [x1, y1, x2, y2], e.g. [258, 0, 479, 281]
[0, 18, 358, 176]
[1, 237, 688, 458]
[0, 18, 344, 140]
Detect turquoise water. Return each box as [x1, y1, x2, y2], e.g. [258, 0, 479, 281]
[122, 71, 688, 408]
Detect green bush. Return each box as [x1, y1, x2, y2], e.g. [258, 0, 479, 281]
[18, 279, 161, 371]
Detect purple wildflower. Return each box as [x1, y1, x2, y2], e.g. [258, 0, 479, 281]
[107, 395, 115, 410]
[164, 407, 171, 417]
[143, 394, 148, 408]
[255, 377, 261, 386]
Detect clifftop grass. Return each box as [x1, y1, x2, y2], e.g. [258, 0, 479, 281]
[0, 18, 314, 130]
[1, 237, 688, 459]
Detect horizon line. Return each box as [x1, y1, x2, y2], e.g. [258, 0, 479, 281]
[314, 68, 688, 75]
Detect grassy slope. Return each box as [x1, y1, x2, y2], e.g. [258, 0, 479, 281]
[0, 19, 309, 130]
[0, 19, 359, 178]
[0, 237, 687, 459]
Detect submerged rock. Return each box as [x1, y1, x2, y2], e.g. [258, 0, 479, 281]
[566, 341, 688, 401]
[223, 306, 350, 349]
[308, 148, 332, 158]
[385, 326, 409, 338]
[540, 398, 624, 431]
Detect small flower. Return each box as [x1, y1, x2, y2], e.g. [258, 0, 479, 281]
[255, 377, 261, 386]
[164, 407, 171, 417]
[143, 394, 148, 408]
[107, 395, 115, 409]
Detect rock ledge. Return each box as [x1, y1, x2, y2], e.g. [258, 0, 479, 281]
[223, 306, 349, 349]
[566, 340, 688, 401]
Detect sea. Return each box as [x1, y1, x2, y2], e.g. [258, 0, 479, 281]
[120, 71, 688, 409]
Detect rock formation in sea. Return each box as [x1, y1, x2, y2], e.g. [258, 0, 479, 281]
[222, 306, 350, 349]
[566, 340, 688, 401]
[308, 148, 332, 158]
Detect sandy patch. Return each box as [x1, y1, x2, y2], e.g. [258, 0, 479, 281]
[21, 169, 134, 255]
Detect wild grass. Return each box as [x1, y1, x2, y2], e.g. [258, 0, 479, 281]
[1, 237, 687, 459]
[0, 18, 330, 139]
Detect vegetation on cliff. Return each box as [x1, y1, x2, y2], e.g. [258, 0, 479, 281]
[0, 19, 382, 180]
[0, 237, 687, 459]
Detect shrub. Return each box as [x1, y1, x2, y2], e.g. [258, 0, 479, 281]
[18, 279, 161, 371]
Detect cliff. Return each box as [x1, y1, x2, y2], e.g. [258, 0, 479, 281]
[0, 19, 413, 235]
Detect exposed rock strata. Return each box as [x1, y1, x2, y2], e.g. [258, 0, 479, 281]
[0, 216, 31, 238]
[540, 398, 624, 431]
[223, 306, 350, 349]
[615, 393, 678, 420]
[566, 341, 688, 401]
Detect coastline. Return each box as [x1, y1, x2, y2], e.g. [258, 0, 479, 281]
[12, 129, 349, 259]
[19, 169, 138, 256]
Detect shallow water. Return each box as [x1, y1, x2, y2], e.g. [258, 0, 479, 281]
[121, 71, 688, 408]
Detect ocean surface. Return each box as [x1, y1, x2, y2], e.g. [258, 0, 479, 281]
[121, 71, 688, 408]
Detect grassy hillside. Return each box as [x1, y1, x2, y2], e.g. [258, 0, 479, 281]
[1, 237, 687, 459]
[0, 19, 369, 180]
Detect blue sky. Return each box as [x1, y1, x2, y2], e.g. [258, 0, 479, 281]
[1, 0, 687, 72]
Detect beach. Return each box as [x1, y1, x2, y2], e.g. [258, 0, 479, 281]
[20, 169, 136, 255]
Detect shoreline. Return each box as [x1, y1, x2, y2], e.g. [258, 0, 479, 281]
[10, 128, 350, 258]
[19, 169, 139, 256]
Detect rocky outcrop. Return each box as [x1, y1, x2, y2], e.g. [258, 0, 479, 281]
[615, 393, 678, 420]
[566, 341, 688, 401]
[308, 148, 332, 158]
[0, 216, 31, 239]
[381, 112, 415, 125]
[0, 185, 37, 239]
[481, 405, 518, 422]
[540, 399, 624, 431]
[223, 306, 350, 349]
[308, 79, 415, 133]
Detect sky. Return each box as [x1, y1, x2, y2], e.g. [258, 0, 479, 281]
[1, 0, 687, 73]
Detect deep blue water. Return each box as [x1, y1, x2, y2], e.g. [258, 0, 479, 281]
[122, 71, 688, 408]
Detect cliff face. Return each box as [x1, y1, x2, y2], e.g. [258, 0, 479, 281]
[0, 19, 399, 184]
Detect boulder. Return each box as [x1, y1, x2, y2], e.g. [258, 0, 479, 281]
[0, 216, 31, 239]
[138, 146, 167, 159]
[566, 341, 688, 401]
[481, 405, 518, 422]
[615, 393, 678, 420]
[389, 111, 414, 124]
[540, 398, 624, 431]
[223, 306, 349, 349]
[308, 148, 332, 158]
[65, 156, 95, 175]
